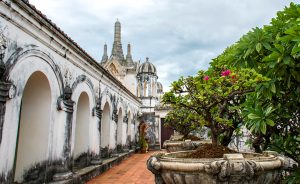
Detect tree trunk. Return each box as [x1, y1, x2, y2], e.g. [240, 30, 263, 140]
[221, 128, 234, 146]
[206, 112, 218, 146]
[253, 135, 263, 153]
[211, 126, 218, 146]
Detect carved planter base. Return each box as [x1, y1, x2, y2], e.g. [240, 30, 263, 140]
[147, 151, 284, 184]
[163, 140, 211, 152]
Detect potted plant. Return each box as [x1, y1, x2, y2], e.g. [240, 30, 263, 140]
[139, 136, 148, 153]
[147, 66, 284, 183]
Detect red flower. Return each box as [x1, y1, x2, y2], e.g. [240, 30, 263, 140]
[204, 76, 210, 81]
[221, 69, 231, 76]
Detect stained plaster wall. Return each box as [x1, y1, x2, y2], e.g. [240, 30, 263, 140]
[0, 1, 141, 182]
[123, 72, 137, 95]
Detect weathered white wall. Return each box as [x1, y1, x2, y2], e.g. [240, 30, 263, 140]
[131, 122, 135, 142]
[127, 111, 132, 141]
[71, 81, 97, 157]
[117, 108, 123, 145]
[123, 72, 137, 95]
[0, 1, 141, 181]
[122, 122, 128, 145]
[110, 120, 117, 149]
[14, 72, 51, 182]
[0, 54, 63, 176]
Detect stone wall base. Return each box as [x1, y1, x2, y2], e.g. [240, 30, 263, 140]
[50, 150, 135, 184]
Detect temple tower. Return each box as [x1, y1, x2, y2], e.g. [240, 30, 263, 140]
[111, 19, 124, 62]
[126, 43, 133, 64]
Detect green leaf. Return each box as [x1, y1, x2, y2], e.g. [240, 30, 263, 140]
[248, 113, 261, 120]
[256, 43, 262, 53]
[266, 119, 275, 126]
[249, 125, 256, 133]
[263, 51, 280, 62]
[270, 83, 276, 93]
[261, 122, 267, 135]
[262, 42, 272, 50]
[274, 44, 284, 53]
[291, 70, 300, 82]
[265, 106, 274, 116]
[291, 44, 300, 55]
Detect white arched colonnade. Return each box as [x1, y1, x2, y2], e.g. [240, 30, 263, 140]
[0, 49, 139, 183]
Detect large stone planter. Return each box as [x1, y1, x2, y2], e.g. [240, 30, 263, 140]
[163, 140, 211, 152]
[147, 151, 284, 184]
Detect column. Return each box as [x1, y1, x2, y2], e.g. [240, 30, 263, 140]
[91, 98, 103, 165]
[53, 86, 74, 181]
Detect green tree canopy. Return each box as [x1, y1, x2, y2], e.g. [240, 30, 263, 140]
[164, 108, 201, 138]
[163, 67, 268, 146]
[211, 3, 300, 165]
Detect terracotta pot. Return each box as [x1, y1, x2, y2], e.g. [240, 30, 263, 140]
[163, 140, 211, 152]
[147, 151, 284, 184]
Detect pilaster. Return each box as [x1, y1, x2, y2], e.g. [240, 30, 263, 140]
[53, 86, 74, 181]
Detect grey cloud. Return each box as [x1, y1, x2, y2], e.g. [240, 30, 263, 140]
[30, 0, 295, 91]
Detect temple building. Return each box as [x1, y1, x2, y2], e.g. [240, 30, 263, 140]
[100, 20, 166, 149]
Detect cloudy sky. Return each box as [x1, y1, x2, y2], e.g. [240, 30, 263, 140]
[30, 0, 295, 91]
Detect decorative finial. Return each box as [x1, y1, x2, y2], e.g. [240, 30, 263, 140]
[126, 43, 133, 63]
[146, 57, 149, 62]
[111, 19, 124, 62]
[101, 43, 108, 63]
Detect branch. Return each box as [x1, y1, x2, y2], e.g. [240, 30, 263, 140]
[207, 89, 254, 110]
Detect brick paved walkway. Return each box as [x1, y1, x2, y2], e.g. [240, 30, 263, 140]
[87, 152, 155, 184]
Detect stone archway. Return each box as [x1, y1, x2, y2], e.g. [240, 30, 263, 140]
[101, 102, 111, 158]
[127, 111, 132, 147]
[73, 92, 90, 169]
[130, 117, 135, 142]
[116, 108, 123, 151]
[14, 71, 51, 183]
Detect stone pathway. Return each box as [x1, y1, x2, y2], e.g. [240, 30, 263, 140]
[87, 152, 156, 184]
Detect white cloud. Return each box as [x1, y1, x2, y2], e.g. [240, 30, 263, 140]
[29, 0, 295, 91]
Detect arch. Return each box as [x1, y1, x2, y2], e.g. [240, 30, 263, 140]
[143, 80, 147, 97]
[71, 80, 96, 159]
[131, 114, 136, 142]
[137, 82, 140, 97]
[1, 51, 62, 176]
[14, 71, 51, 182]
[73, 92, 90, 162]
[127, 110, 132, 144]
[152, 80, 156, 97]
[72, 75, 95, 103]
[101, 102, 111, 150]
[6, 47, 64, 93]
[133, 113, 139, 142]
[100, 88, 113, 112]
[116, 107, 123, 146]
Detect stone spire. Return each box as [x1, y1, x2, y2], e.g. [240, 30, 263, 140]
[101, 43, 108, 63]
[126, 43, 133, 64]
[111, 19, 124, 62]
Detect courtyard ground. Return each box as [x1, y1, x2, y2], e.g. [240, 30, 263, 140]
[87, 151, 156, 184]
